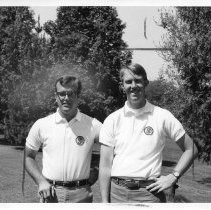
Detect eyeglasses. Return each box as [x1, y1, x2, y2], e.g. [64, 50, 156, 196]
[56, 91, 76, 98]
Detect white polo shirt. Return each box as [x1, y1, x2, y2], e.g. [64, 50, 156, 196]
[99, 101, 185, 179]
[26, 109, 102, 181]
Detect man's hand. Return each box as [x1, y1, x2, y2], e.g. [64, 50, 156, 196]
[146, 174, 177, 193]
[38, 180, 55, 202]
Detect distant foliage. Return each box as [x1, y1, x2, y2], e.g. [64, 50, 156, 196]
[146, 75, 186, 118]
[0, 7, 50, 144]
[0, 7, 34, 115]
[159, 7, 211, 163]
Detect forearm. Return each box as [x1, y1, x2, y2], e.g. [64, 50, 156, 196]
[99, 165, 111, 202]
[147, 148, 198, 193]
[99, 144, 114, 203]
[173, 147, 198, 177]
[25, 157, 47, 185]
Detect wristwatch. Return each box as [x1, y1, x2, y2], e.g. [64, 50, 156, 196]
[171, 170, 180, 180]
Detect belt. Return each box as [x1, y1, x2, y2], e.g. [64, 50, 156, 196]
[111, 177, 155, 190]
[47, 179, 90, 188]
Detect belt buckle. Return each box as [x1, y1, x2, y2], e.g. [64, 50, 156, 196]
[125, 179, 139, 190]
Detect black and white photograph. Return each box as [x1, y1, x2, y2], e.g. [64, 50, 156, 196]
[0, 0, 210, 208]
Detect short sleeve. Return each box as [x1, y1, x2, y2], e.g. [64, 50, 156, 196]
[163, 110, 185, 141]
[99, 115, 115, 147]
[92, 118, 102, 143]
[25, 120, 43, 151]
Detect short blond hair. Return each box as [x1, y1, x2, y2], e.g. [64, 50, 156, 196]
[120, 63, 149, 85]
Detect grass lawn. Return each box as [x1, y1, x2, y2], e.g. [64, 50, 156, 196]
[0, 140, 210, 203]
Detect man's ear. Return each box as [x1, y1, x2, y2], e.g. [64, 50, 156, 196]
[144, 80, 149, 87]
[54, 99, 58, 107]
[55, 92, 60, 104]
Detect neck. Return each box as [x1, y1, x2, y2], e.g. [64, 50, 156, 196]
[59, 108, 77, 122]
[128, 99, 146, 109]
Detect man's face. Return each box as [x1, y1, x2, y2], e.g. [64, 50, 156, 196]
[55, 82, 78, 116]
[122, 69, 146, 109]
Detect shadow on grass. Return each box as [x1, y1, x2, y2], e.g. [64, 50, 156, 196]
[0, 139, 25, 147]
[0, 140, 17, 146]
[13, 146, 43, 153]
[162, 160, 176, 167]
[196, 177, 211, 187]
[14, 146, 24, 150]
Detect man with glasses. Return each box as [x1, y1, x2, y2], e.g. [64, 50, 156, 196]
[25, 75, 102, 202]
[99, 63, 198, 203]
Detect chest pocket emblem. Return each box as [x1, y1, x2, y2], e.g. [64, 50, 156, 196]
[76, 136, 85, 145]
[144, 126, 154, 135]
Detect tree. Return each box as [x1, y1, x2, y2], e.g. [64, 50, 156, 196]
[146, 73, 187, 118]
[159, 7, 211, 163]
[0, 7, 49, 144]
[44, 6, 131, 121]
[0, 7, 34, 118]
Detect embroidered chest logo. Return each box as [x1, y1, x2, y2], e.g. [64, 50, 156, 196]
[144, 126, 154, 135]
[75, 136, 85, 145]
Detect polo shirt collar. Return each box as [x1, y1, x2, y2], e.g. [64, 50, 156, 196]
[124, 100, 154, 116]
[55, 108, 81, 123]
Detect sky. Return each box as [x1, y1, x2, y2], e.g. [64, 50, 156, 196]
[31, 6, 168, 81]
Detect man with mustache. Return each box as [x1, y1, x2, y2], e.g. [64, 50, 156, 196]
[25, 75, 102, 202]
[99, 63, 198, 203]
